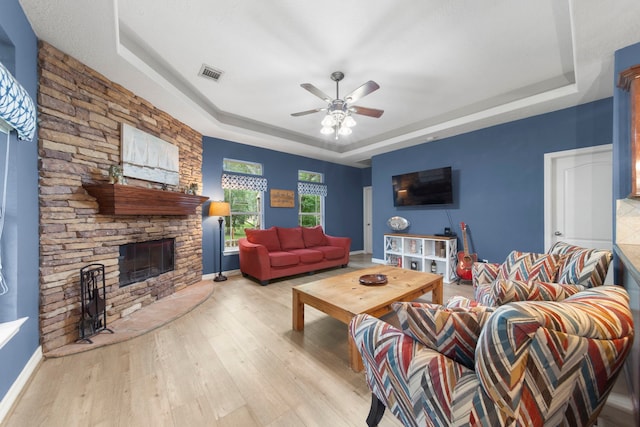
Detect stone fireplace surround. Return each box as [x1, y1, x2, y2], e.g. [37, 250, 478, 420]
[38, 41, 205, 354]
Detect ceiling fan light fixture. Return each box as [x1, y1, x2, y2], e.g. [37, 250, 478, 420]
[320, 126, 334, 135]
[338, 126, 352, 136]
[331, 109, 345, 120]
[321, 114, 336, 127]
[292, 71, 383, 140]
[343, 115, 356, 128]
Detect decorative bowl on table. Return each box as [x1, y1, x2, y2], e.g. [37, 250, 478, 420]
[387, 216, 409, 231]
[359, 274, 388, 286]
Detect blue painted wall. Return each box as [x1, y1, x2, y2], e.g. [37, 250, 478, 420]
[201, 137, 365, 274]
[372, 98, 613, 263]
[361, 167, 372, 187]
[0, 0, 39, 403]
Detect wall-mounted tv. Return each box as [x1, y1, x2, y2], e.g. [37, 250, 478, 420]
[392, 166, 453, 206]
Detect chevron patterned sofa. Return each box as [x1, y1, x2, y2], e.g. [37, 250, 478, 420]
[350, 286, 634, 427]
[471, 241, 612, 307]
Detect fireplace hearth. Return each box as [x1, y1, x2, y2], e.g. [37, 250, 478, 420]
[119, 238, 175, 287]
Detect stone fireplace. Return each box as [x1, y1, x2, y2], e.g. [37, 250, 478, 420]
[37, 41, 205, 353]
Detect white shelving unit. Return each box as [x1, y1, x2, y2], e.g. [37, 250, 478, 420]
[384, 233, 458, 283]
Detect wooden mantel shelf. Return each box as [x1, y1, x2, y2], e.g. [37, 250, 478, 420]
[83, 184, 209, 215]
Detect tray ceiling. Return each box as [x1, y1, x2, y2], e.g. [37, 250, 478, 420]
[18, 0, 640, 167]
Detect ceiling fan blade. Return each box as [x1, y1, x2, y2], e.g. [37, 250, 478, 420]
[300, 83, 332, 102]
[344, 81, 380, 104]
[291, 108, 325, 117]
[351, 105, 384, 118]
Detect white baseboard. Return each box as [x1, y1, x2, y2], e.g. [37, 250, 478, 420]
[0, 345, 42, 423]
[371, 257, 386, 264]
[604, 391, 634, 412]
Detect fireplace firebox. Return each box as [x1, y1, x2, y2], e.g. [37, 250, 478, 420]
[119, 238, 175, 287]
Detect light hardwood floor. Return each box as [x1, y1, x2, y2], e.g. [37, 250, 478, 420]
[2, 255, 474, 427]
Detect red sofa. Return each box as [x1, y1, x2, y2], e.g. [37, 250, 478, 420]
[238, 226, 351, 285]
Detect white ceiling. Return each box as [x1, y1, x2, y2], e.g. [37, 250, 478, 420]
[18, 0, 640, 167]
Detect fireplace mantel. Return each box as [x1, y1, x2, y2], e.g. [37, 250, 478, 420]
[83, 184, 209, 215]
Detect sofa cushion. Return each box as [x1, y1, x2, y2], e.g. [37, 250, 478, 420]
[497, 250, 560, 283]
[490, 279, 583, 305]
[302, 225, 328, 247]
[445, 296, 481, 308]
[268, 251, 299, 267]
[245, 227, 281, 252]
[276, 226, 305, 250]
[393, 302, 496, 369]
[556, 247, 611, 288]
[308, 245, 345, 260]
[288, 248, 324, 264]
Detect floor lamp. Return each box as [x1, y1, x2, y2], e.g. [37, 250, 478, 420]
[209, 201, 230, 282]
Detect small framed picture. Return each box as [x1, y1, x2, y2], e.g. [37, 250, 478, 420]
[270, 189, 295, 208]
[410, 261, 418, 270]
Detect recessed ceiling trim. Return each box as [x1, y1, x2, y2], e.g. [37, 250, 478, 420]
[22, 0, 640, 168]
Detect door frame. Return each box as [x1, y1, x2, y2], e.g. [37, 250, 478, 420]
[363, 186, 373, 253]
[543, 143, 612, 251]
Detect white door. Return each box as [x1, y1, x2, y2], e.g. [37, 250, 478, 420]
[363, 186, 373, 253]
[544, 144, 613, 254]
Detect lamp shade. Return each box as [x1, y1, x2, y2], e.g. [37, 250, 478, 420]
[209, 201, 230, 217]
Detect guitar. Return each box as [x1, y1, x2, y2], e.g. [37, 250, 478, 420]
[456, 222, 477, 280]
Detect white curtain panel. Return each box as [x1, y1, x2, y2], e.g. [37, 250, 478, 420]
[0, 61, 36, 141]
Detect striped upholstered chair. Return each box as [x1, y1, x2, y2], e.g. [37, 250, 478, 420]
[472, 242, 612, 307]
[350, 286, 634, 427]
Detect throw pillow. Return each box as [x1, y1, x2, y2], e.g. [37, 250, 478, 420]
[556, 248, 611, 288]
[548, 241, 582, 256]
[302, 225, 327, 247]
[497, 250, 560, 283]
[245, 227, 281, 252]
[473, 262, 500, 286]
[393, 302, 495, 369]
[276, 226, 305, 250]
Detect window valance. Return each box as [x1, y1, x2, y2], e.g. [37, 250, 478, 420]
[298, 182, 327, 196]
[0, 61, 36, 141]
[222, 173, 268, 191]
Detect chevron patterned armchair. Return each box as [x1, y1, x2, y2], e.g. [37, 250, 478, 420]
[350, 286, 634, 427]
[472, 241, 612, 307]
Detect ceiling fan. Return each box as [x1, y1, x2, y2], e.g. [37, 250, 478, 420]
[291, 71, 384, 139]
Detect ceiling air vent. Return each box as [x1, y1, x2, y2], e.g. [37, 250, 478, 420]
[198, 64, 224, 82]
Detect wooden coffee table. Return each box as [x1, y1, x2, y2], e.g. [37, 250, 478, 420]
[292, 265, 443, 371]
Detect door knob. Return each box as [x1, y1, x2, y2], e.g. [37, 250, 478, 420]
[554, 231, 562, 236]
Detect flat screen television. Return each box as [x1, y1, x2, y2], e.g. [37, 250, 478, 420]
[392, 166, 453, 206]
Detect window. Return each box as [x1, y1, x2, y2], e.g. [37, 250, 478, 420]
[298, 170, 326, 228]
[223, 158, 263, 175]
[222, 159, 267, 250]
